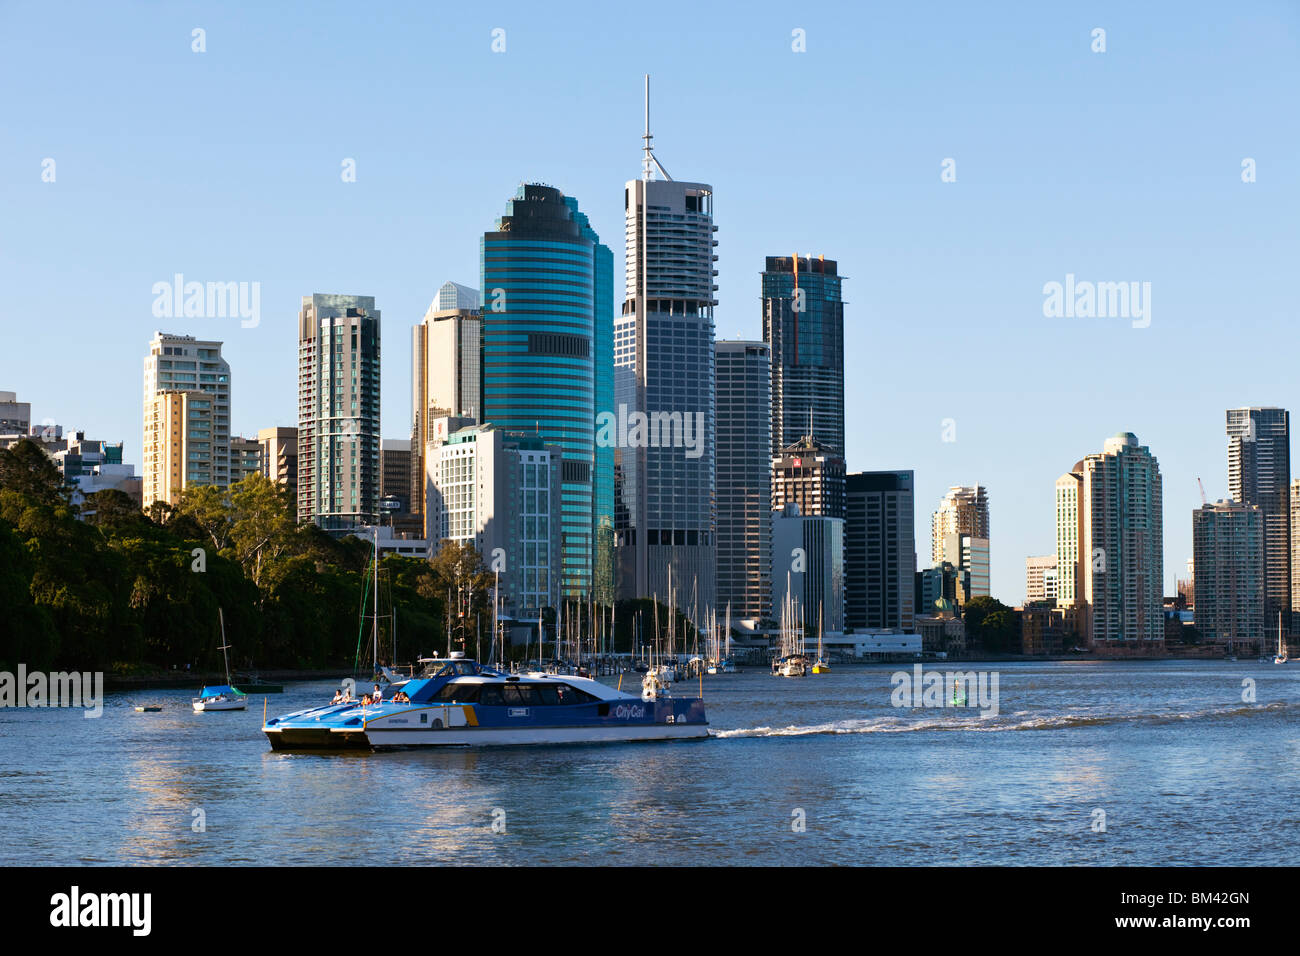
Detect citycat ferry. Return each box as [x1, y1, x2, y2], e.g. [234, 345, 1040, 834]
[262, 654, 708, 750]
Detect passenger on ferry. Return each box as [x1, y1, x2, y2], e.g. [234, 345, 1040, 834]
[371, 684, 383, 704]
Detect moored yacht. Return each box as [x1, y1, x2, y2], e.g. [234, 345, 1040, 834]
[263, 653, 708, 750]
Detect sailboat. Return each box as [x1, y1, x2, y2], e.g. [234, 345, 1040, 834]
[773, 580, 808, 677]
[192, 608, 248, 711]
[1274, 613, 1288, 664]
[812, 604, 830, 673]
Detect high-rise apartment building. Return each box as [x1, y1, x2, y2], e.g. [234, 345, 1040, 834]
[716, 340, 771, 622]
[297, 294, 381, 532]
[1226, 407, 1290, 633]
[1055, 467, 1084, 606]
[1080, 433, 1163, 647]
[931, 485, 990, 565]
[257, 426, 298, 502]
[229, 436, 262, 485]
[1192, 499, 1264, 648]
[411, 282, 482, 530]
[481, 184, 610, 599]
[614, 80, 718, 613]
[142, 332, 231, 506]
[762, 255, 845, 456]
[844, 470, 916, 632]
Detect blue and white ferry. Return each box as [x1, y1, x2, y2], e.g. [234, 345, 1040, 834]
[263, 653, 708, 750]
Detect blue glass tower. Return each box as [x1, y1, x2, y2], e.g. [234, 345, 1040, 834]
[481, 184, 610, 599]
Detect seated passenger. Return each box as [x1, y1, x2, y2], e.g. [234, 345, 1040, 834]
[331, 690, 343, 704]
[371, 684, 383, 704]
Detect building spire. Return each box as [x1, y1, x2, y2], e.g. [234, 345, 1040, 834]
[641, 74, 672, 182]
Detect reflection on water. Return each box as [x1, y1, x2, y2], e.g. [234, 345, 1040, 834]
[1, 661, 1297, 865]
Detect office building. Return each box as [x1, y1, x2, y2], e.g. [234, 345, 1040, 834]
[1055, 467, 1084, 606]
[770, 502, 844, 633]
[844, 470, 916, 632]
[425, 423, 563, 617]
[411, 282, 482, 531]
[481, 184, 610, 599]
[1025, 555, 1058, 602]
[716, 340, 771, 621]
[762, 255, 845, 456]
[940, 532, 990, 600]
[613, 81, 718, 613]
[771, 434, 846, 520]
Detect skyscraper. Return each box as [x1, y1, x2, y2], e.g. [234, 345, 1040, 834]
[844, 470, 916, 632]
[931, 485, 989, 566]
[481, 184, 609, 599]
[1193, 499, 1264, 648]
[297, 294, 381, 532]
[1226, 407, 1291, 633]
[614, 77, 718, 613]
[762, 255, 845, 456]
[142, 332, 230, 506]
[411, 284, 481, 530]
[716, 340, 771, 621]
[1292, 479, 1300, 633]
[1080, 433, 1163, 647]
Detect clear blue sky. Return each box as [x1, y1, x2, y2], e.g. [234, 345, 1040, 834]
[2, 1, 1297, 604]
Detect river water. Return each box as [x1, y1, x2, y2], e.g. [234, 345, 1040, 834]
[3, 661, 1296, 865]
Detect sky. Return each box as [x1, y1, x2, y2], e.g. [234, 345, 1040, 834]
[2, 0, 1297, 604]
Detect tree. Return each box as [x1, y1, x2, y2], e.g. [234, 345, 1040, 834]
[964, 595, 1018, 654]
[173, 484, 233, 552]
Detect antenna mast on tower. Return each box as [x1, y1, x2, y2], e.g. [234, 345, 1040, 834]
[642, 74, 673, 182]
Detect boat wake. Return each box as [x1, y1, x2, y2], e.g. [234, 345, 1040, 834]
[712, 700, 1293, 738]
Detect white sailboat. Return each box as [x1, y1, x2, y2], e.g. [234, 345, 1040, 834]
[1274, 613, 1288, 664]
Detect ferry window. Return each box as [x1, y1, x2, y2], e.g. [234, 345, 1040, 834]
[535, 685, 559, 705]
[434, 684, 478, 703]
[478, 686, 504, 706]
[514, 685, 540, 705]
[556, 685, 596, 705]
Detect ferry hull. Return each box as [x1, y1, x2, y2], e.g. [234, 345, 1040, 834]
[264, 721, 708, 750]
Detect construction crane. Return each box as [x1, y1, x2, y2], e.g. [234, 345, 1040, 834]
[1197, 477, 1208, 506]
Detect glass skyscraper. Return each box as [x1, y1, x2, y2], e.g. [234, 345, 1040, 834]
[762, 255, 845, 457]
[480, 184, 611, 599]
